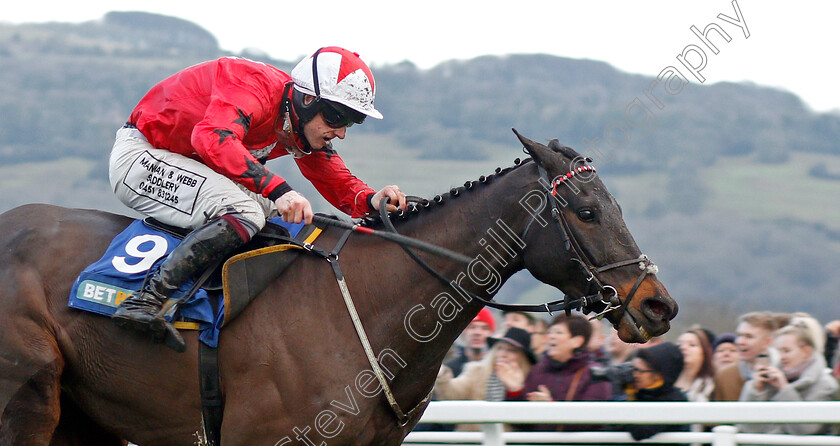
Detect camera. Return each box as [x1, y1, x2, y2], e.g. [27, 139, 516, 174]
[591, 362, 635, 398]
[754, 353, 770, 368]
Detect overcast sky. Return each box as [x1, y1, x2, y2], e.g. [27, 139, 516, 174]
[3, 0, 837, 112]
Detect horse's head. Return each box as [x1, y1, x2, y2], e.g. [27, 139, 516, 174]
[513, 129, 677, 342]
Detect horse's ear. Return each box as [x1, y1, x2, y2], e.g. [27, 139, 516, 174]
[548, 139, 588, 161]
[512, 128, 557, 168]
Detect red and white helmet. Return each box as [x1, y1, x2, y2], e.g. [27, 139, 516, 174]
[291, 46, 383, 119]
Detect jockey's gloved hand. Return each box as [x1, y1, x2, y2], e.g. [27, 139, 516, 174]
[371, 185, 407, 212]
[275, 190, 313, 225]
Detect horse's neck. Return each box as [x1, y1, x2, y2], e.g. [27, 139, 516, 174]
[393, 165, 536, 284]
[361, 165, 537, 409]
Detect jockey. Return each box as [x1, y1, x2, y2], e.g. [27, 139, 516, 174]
[109, 47, 407, 349]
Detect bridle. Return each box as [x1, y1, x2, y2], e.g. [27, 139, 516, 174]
[377, 156, 659, 322]
[527, 160, 660, 320]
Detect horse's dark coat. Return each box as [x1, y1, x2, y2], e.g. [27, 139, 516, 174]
[0, 133, 676, 445]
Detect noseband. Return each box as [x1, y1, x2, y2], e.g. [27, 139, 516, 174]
[528, 161, 659, 320]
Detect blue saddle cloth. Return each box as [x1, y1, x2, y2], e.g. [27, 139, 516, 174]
[68, 217, 304, 347]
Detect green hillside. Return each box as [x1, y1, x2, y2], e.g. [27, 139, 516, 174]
[2, 12, 839, 332]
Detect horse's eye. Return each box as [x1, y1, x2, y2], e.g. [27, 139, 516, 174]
[577, 208, 596, 222]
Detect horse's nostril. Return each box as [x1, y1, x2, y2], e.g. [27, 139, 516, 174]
[643, 298, 671, 320]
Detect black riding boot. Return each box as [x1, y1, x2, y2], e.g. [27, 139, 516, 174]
[112, 216, 248, 349]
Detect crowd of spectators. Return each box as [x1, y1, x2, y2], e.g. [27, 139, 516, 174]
[421, 309, 840, 440]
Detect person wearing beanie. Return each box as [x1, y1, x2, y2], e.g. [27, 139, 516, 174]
[618, 342, 689, 442]
[712, 333, 739, 371]
[445, 307, 497, 377]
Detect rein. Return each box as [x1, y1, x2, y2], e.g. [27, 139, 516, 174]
[374, 197, 599, 315]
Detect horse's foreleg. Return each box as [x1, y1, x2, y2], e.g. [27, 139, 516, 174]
[0, 357, 63, 445]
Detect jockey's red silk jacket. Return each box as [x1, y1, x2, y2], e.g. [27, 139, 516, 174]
[128, 57, 375, 217]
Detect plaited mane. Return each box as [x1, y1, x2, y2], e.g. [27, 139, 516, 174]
[359, 158, 534, 228]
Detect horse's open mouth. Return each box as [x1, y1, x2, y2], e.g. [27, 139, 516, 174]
[613, 291, 677, 343]
[618, 310, 670, 343]
[619, 312, 650, 342]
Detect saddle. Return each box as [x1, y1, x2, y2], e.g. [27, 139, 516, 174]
[144, 217, 322, 326]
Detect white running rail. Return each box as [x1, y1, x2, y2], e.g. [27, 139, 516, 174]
[403, 401, 840, 445]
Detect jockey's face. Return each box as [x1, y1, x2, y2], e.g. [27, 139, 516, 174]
[302, 112, 347, 149]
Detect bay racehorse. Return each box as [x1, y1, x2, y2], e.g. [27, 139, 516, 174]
[0, 131, 677, 445]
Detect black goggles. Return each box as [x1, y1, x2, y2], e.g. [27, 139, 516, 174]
[320, 100, 366, 128]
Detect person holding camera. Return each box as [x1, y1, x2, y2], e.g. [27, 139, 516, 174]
[738, 324, 839, 435]
[617, 342, 690, 442]
[714, 312, 779, 401]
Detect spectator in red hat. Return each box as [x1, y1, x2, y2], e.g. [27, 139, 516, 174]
[445, 308, 496, 377]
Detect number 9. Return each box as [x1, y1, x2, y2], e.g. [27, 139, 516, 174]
[112, 235, 169, 274]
